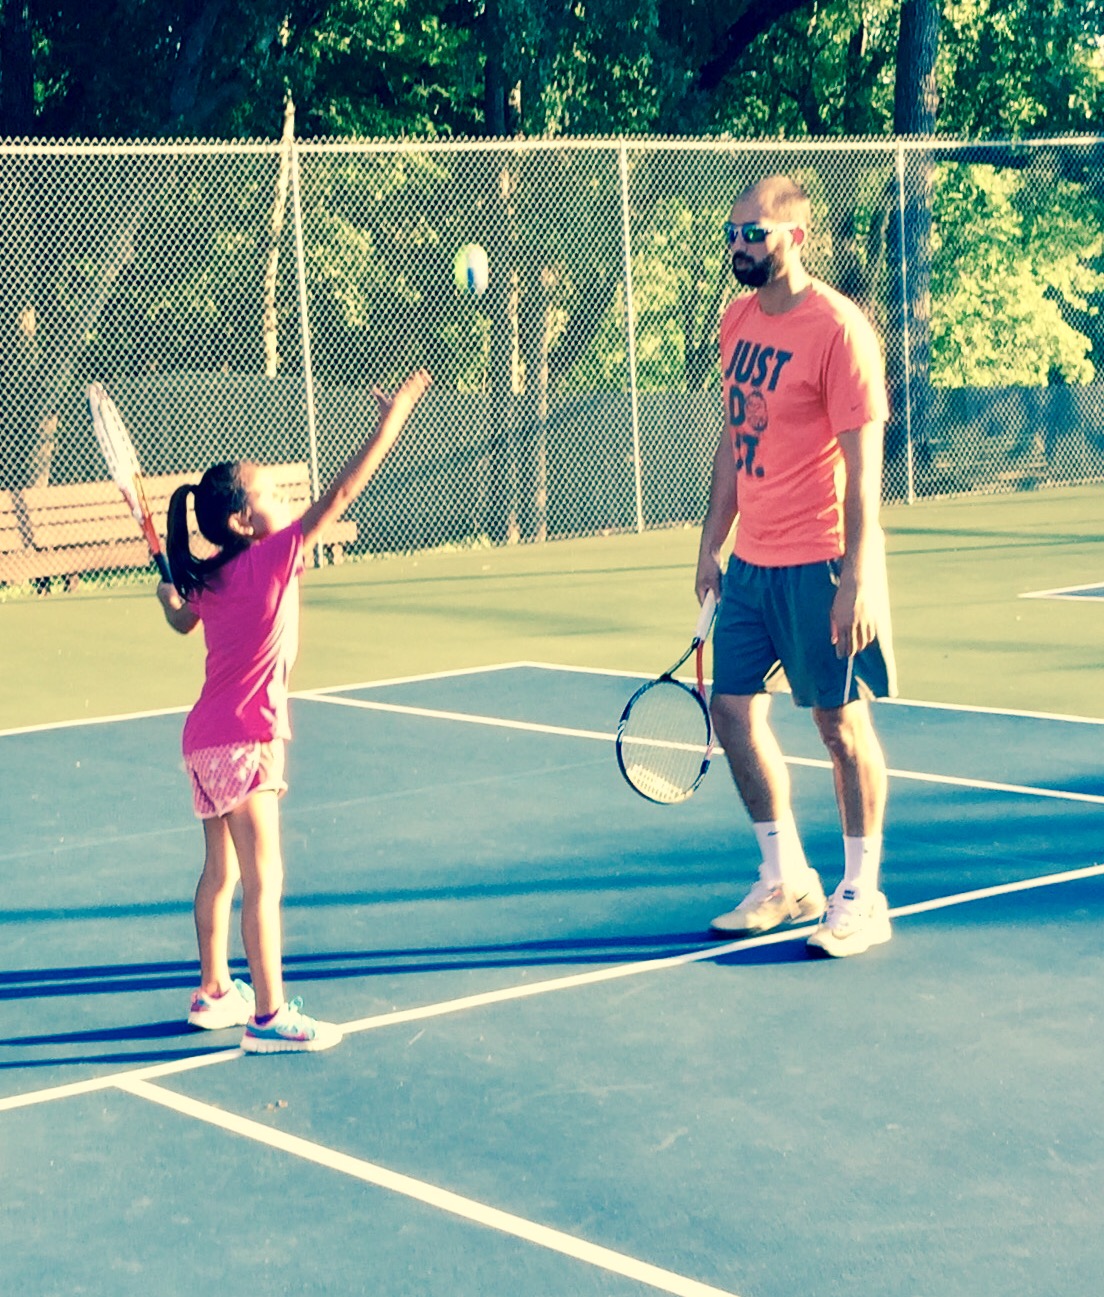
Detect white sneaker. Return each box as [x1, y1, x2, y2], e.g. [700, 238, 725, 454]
[241, 998, 344, 1054]
[807, 887, 892, 957]
[187, 978, 255, 1030]
[710, 865, 826, 936]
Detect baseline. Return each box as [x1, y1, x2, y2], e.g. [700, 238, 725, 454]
[310, 661, 1104, 728]
[301, 690, 1104, 806]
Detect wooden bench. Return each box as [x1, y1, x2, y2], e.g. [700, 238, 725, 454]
[0, 463, 357, 591]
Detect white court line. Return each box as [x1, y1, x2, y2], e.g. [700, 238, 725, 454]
[0, 665, 527, 739]
[877, 695, 1104, 725]
[338, 861, 1104, 1035]
[0, 1044, 242, 1112]
[488, 662, 1104, 727]
[116, 1076, 743, 1297]
[889, 863, 1104, 916]
[784, 755, 1104, 806]
[0, 702, 189, 739]
[304, 661, 535, 694]
[299, 688, 612, 743]
[5, 661, 1103, 736]
[5, 861, 1103, 1116]
[302, 692, 1104, 806]
[1020, 581, 1104, 601]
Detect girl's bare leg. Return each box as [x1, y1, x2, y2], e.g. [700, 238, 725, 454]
[195, 816, 241, 995]
[226, 790, 285, 1018]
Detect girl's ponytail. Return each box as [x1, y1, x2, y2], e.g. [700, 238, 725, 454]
[167, 462, 250, 601]
[166, 484, 203, 600]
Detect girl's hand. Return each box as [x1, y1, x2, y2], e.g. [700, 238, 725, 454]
[371, 371, 432, 431]
[157, 580, 199, 634]
[157, 580, 182, 611]
[300, 370, 431, 549]
[371, 384, 395, 426]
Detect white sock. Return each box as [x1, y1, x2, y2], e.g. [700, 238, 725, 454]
[842, 835, 882, 896]
[754, 816, 809, 887]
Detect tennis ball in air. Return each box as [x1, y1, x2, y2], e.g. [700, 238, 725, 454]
[454, 243, 489, 296]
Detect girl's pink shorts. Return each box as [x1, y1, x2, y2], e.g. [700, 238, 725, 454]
[184, 740, 287, 819]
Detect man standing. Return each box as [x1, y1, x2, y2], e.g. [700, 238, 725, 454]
[696, 174, 895, 957]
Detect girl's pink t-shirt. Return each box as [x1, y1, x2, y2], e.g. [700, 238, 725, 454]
[719, 280, 889, 567]
[181, 522, 305, 754]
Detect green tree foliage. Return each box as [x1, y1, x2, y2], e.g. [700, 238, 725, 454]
[931, 159, 1104, 386]
[939, 0, 1104, 137]
[706, 0, 902, 137]
[5, 0, 1104, 504]
[24, 1, 290, 136]
[275, 0, 480, 138]
[5, 1, 1104, 142]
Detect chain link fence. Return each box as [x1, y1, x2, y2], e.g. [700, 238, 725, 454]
[3, 134, 1104, 594]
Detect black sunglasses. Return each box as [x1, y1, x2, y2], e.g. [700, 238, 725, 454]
[724, 220, 800, 246]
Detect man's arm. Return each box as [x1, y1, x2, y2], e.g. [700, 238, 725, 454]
[299, 371, 430, 550]
[694, 431, 739, 604]
[832, 420, 886, 658]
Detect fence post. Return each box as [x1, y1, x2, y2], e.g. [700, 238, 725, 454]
[289, 137, 324, 566]
[617, 140, 645, 534]
[894, 142, 916, 505]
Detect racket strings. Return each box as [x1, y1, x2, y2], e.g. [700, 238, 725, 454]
[89, 383, 173, 583]
[90, 387, 141, 477]
[618, 680, 711, 804]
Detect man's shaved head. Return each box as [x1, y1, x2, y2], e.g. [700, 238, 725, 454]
[734, 175, 811, 227]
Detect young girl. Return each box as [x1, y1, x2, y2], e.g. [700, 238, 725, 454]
[157, 370, 430, 1054]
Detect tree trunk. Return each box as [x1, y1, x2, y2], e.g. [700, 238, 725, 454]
[894, 0, 940, 134]
[0, 0, 35, 136]
[482, 0, 508, 137]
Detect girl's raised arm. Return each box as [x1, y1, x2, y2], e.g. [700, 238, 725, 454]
[300, 369, 431, 550]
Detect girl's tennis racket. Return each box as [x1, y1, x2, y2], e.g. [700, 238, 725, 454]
[616, 590, 718, 805]
[87, 382, 173, 585]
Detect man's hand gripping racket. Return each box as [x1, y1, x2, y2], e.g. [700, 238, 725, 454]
[87, 382, 173, 586]
[616, 590, 718, 805]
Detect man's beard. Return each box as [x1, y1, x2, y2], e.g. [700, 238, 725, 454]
[732, 251, 782, 288]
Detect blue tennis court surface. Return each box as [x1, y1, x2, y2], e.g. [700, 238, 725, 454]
[3, 665, 1103, 1297]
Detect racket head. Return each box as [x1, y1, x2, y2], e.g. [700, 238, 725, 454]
[87, 382, 173, 585]
[616, 676, 714, 805]
[88, 382, 142, 493]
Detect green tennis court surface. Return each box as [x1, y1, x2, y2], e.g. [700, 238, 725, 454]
[2, 486, 1102, 1296]
[3, 484, 1103, 731]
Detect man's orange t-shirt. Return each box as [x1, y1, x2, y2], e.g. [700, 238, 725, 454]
[719, 280, 889, 567]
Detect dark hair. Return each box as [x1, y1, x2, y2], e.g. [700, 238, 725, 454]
[166, 461, 251, 600]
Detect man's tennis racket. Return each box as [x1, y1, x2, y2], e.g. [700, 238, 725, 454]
[616, 590, 718, 805]
[87, 382, 173, 585]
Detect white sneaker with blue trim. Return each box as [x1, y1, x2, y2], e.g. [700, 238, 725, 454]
[241, 997, 343, 1054]
[807, 887, 892, 957]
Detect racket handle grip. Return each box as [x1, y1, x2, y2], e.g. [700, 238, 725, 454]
[693, 589, 718, 642]
[154, 553, 173, 585]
